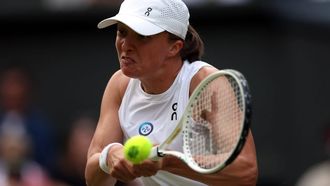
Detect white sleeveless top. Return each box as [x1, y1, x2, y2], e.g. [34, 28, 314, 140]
[118, 61, 211, 186]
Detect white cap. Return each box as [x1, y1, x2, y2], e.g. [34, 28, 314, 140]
[97, 0, 190, 40]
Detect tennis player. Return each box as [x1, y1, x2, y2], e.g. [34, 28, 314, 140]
[85, 0, 258, 185]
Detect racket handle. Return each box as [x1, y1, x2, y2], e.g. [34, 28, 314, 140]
[149, 146, 162, 161]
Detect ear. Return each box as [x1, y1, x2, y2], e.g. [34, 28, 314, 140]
[168, 40, 184, 57]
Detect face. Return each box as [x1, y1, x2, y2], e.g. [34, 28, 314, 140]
[115, 23, 180, 79]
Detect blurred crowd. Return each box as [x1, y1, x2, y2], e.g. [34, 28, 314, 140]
[42, 0, 243, 11]
[296, 122, 330, 186]
[0, 64, 96, 186]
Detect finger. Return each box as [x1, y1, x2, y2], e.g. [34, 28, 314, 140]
[111, 167, 134, 182]
[111, 160, 137, 182]
[125, 162, 143, 178]
[133, 160, 160, 177]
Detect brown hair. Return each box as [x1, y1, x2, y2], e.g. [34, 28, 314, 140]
[169, 25, 204, 62]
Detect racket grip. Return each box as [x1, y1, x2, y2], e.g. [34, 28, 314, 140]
[148, 146, 162, 161]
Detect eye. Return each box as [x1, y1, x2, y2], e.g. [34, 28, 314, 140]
[137, 34, 151, 40]
[116, 24, 128, 37]
[117, 28, 126, 37]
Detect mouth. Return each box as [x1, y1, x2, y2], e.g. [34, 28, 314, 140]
[121, 56, 135, 65]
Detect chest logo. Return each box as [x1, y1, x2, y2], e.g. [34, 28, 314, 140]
[171, 102, 178, 121]
[139, 122, 153, 136]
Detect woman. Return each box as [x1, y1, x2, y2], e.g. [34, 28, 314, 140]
[85, 0, 258, 185]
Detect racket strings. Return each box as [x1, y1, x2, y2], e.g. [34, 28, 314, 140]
[187, 75, 244, 169]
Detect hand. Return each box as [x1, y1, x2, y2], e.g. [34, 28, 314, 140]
[132, 159, 162, 177]
[107, 145, 163, 183]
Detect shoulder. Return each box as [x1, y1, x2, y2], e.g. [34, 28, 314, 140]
[106, 70, 130, 101]
[189, 64, 219, 94]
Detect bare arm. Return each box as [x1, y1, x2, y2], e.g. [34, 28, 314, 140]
[85, 70, 168, 185]
[160, 66, 258, 185]
[85, 70, 129, 186]
[162, 131, 258, 185]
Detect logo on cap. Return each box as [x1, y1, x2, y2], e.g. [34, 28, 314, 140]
[145, 7, 152, 16]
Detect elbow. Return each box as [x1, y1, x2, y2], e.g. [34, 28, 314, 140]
[85, 166, 93, 186]
[240, 156, 259, 186]
[84, 159, 98, 186]
[227, 154, 259, 186]
[245, 162, 258, 186]
[208, 156, 258, 186]
[239, 133, 258, 185]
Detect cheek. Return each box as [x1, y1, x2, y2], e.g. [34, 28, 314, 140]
[151, 45, 169, 61]
[115, 41, 122, 59]
[149, 40, 168, 54]
[143, 50, 167, 69]
[143, 47, 162, 61]
[115, 39, 121, 52]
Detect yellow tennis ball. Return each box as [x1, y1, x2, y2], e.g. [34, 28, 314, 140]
[124, 135, 152, 164]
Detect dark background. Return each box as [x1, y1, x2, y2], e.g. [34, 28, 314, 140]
[1, 0, 330, 185]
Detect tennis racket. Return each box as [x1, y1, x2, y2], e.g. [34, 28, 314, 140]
[148, 69, 252, 174]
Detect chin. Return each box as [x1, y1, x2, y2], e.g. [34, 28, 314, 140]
[121, 68, 138, 79]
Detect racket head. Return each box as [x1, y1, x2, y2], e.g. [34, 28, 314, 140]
[181, 69, 252, 174]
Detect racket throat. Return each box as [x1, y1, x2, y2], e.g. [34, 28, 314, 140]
[156, 147, 165, 157]
[149, 146, 165, 161]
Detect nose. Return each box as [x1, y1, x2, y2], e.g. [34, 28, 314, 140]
[120, 35, 134, 52]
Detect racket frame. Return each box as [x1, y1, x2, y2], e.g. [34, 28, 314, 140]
[149, 70, 252, 174]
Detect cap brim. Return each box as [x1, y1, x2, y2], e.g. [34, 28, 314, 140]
[97, 14, 165, 36]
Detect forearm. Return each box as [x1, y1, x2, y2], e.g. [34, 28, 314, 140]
[163, 155, 257, 186]
[85, 153, 117, 186]
[162, 132, 258, 185]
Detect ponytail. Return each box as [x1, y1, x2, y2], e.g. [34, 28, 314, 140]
[168, 25, 204, 62]
[181, 25, 204, 62]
